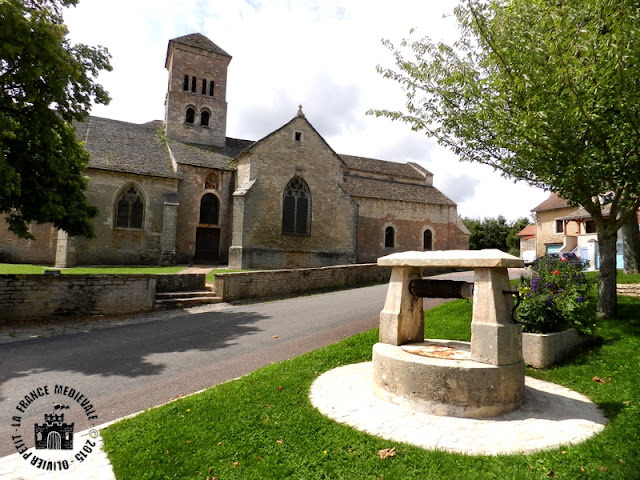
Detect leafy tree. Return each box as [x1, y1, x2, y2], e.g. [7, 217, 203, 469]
[463, 215, 529, 256]
[0, 0, 111, 239]
[370, 0, 640, 318]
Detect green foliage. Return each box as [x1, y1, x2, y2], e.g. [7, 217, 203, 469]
[518, 254, 595, 334]
[463, 215, 529, 255]
[0, 0, 112, 239]
[370, 0, 640, 317]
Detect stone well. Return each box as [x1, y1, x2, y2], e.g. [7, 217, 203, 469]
[372, 249, 525, 418]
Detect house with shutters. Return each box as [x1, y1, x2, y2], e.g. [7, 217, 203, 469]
[0, 33, 468, 269]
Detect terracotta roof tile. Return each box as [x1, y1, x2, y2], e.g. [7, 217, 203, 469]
[531, 192, 570, 212]
[517, 225, 536, 237]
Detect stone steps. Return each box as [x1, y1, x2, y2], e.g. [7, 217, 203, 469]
[154, 290, 223, 309]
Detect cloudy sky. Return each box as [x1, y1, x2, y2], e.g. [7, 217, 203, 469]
[63, 0, 549, 222]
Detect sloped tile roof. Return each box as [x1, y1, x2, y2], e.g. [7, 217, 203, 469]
[343, 175, 455, 206]
[532, 192, 570, 212]
[340, 154, 430, 180]
[169, 33, 231, 57]
[517, 225, 536, 237]
[168, 137, 253, 169]
[560, 205, 612, 220]
[76, 116, 179, 179]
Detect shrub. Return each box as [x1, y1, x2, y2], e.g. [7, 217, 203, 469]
[517, 253, 595, 334]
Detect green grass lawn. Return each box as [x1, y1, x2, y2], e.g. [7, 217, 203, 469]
[101, 292, 640, 479]
[0, 263, 186, 275]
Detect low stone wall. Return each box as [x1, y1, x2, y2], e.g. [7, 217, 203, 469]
[0, 274, 157, 321]
[522, 329, 593, 369]
[617, 283, 640, 297]
[214, 264, 392, 302]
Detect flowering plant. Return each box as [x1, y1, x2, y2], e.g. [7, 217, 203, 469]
[517, 253, 595, 334]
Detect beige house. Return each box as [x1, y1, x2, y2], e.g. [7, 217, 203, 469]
[531, 193, 637, 270]
[0, 33, 468, 269]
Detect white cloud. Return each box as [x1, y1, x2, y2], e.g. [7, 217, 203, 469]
[62, 0, 548, 221]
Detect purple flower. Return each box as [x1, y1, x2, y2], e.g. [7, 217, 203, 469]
[577, 296, 584, 302]
[546, 297, 553, 306]
[546, 282, 552, 288]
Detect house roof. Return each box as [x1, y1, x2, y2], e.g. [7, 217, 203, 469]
[76, 116, 180, 179]
[339, 154, 429, 181]
[560, 205, 612, 221]
[343, 174, 455, 206]
[167, 33, 231, 58]
[516, 225, 536, 237]
[531, 192, 570, 212]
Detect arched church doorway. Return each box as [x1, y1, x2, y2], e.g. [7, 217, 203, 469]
[195, 194, 221, 262]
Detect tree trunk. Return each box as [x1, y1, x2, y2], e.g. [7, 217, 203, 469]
[597, 229, 618, 319]
[622, 212, 640, 274]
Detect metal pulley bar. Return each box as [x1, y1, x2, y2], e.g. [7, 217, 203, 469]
[408, 279, 474, 299]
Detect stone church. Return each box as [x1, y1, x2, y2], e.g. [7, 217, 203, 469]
[1, 33, 468, 269]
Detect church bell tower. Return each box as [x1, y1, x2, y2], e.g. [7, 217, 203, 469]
[164, 33, 231, 147]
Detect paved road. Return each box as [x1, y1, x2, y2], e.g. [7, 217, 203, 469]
[0, 268, 527, 457]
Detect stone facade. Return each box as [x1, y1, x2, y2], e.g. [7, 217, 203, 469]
[0, 33, 467, 269]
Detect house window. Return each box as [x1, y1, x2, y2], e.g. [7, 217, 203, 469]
[191, 76, 196, 93]
[385, 226, 395, 248]
[423, 229, 433, 250]
[199, 193, 219, 225]
[282, 176, 311, 235]
[554, 219, 564, 234]
[115, 185, 144, 229]
[209, 81, 214, 97]
[202, 78, 207, 95]
[294, 131, 302, 141]
[183, 75, 189, 91]
[585, 220, 597, 233]
[185, 108, 195, 124]
[200, 111, 210, 127]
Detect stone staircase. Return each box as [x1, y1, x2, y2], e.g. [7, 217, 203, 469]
[154, 279, 223, 310]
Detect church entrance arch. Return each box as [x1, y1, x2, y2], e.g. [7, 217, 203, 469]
[195, 193, 221, 262]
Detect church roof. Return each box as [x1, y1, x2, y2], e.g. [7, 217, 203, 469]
[343, 175, 456, 206]
[168, 33, 231, 58]
[340, 154, 430, 181]
[75, 116, 180, 179]
[167, 137, 253, 169]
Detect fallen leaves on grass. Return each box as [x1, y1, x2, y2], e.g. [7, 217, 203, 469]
[378, 447, 396, 459]
[592, 376, 611, 384]
[277, 439, 284, 444]
[545, 470, 556, 478]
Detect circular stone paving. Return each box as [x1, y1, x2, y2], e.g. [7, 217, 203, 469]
[310, 362, 607, 456]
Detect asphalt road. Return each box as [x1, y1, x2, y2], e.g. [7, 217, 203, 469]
[0, 268, 527, 456]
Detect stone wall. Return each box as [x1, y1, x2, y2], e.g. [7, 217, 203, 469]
[0, 220, 58, 264]
[65, 170, 179, 266]
[354, 197, 460, 263]
[617, 284, 640, 297]
[229, 115, 359, 269]
[0, 274, 156, 321]
[214, 264, 391, 301]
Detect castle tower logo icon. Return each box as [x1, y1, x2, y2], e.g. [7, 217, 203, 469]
[34, 411, 75, 450]
[10, 384, 99, 472]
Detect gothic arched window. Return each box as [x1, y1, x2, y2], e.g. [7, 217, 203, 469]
[191, 76, 196, 93]
[199, 193, 219, 225]
[282, 176, 311, 236]
[200, 110, 210, 127]
[115, 185, 144, 229]
[385, 226, 395, 248]
[202, 78, 207, 95]
[185, 108, 195, 124]
[183, 75, 189, 91]
[209, 81, 215, 97]
[424, 229, 433, 251]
